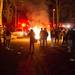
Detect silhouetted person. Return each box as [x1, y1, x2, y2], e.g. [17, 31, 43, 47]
[43, 28, 48, 47]
[3, 29, 6, 46]
[29, 29, 35, 53]
[62, 30, 68, 44]
[51, 29, 55, 44]
[55, 28, 60, 43]
[40, 28, 44, 47]
[5, 29, 11, 49]
[68, 28, 75, 53]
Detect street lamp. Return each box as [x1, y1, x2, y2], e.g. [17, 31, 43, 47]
[56, 0, 59, 27]
[53, 9, 55, 28]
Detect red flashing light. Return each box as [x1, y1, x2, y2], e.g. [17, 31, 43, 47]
[17, 18, 30, 32]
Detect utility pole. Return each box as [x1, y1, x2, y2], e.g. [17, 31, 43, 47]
[56, 0, 59, 28]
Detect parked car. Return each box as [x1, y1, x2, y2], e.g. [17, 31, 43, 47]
[11, 29, 24, 39]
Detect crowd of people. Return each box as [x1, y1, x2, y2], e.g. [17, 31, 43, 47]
[40, 28, 48, 47]
[28, 27, 70, 52]
[0, 26, 75, 53]
[50, 26, 75, 53]
[50, 27, 68, 44]
[28, 28, 48, 53]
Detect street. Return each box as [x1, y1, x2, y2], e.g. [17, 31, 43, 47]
[1, 0, 75, 75]
[0, 38, 75, 75]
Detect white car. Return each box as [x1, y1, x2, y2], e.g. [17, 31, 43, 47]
[11, 31, 24, 39]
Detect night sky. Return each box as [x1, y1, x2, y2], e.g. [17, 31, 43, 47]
[47, 0, 75, 23]
[16, 0, 75, 23]
[2, 0, 75, 30]
[58, 0, 75, 23]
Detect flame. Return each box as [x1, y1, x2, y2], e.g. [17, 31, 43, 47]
[33, 26, 40, 39]
[47, 31, 51, 41]
[32, 26, 51, 41]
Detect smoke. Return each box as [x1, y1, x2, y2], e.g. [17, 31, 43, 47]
[23, 0, 50, 28]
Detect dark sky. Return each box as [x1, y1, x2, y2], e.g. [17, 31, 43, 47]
[43, 0, 75, 23]
[16, 0, 50, 27]
[2, 0, 75, 32]
[58, 0, 75, 23]
[3, 0, 75, 26]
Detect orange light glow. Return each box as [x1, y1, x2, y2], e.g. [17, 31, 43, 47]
[18, 32, 24, 36]
[22, 23, 26, 27]
[32, 26, 51, 41]
[33, 26, 40, 39]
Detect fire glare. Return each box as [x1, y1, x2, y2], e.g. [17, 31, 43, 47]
[32, 26, 51, 41]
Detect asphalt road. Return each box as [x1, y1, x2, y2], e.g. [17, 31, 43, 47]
[0, 38, 75, 75]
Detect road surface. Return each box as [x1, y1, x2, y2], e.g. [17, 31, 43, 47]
[0, 38, 75, 75]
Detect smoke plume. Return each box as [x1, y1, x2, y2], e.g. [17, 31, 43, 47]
[22, 0, 50, 28]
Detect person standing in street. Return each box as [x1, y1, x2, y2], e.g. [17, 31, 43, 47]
[40, 28, 44, 47]
[3, 29, 6, 47]
[43, 28, 48, 47]
[29, 29, 35, 53]
[5, 29, 11, 49]
[51, 28, 55, 47]
[55, 27, 60, 43]
[68, 28, 75, 53]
